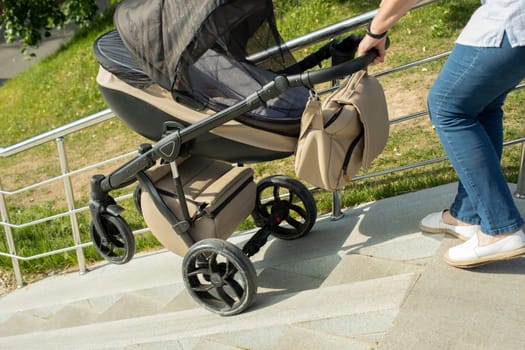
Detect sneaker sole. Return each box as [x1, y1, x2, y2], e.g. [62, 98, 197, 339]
[444, 247, 525, 269]
[418, 223, 469, 241]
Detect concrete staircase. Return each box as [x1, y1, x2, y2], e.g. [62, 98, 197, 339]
[0, 273, 417, 349]
[1, 183, 525, 349]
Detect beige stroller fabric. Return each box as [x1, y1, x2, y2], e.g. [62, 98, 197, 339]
[294, 70, 389, 192]
[97, 66, 298, 153]
[140, 157, 256, 256]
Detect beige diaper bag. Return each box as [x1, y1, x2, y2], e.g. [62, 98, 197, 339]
[294, 70, 389, 192]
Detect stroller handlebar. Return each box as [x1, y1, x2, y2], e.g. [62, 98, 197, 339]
[286, 36, 389, 88]
[286, 48, 378, 89]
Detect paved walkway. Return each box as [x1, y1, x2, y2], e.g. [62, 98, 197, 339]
[0, 27, 76, 86]
[1, 183, 524, 349]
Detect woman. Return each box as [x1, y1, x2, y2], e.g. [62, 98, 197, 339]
[358, 0, 525, 268]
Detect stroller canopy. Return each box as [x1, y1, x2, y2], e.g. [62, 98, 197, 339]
[115, 0, 293, 93]
[108, 0, 309, 136]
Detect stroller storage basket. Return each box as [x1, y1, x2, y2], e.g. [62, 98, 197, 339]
[140, 157, 256, 256]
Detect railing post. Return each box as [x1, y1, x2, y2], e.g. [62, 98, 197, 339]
[515, 142, 525, 199]
[0, 179, 25, 287]
[56, 137, 87, 274]
[331, 190, 344, 220]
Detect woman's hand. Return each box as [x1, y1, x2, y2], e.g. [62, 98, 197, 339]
[357, 35, 388, 65]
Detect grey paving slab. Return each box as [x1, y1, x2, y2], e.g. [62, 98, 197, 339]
[296, 308, 399, 345]
[201, 324, 374, 350]
[44, 302, 103, 330]
[95, 293, 167, 322]
[380, 239, 525, 350]
[320, 252, 426, 287]
[0, 312, 49, 337]
[377, 184, 525, 350]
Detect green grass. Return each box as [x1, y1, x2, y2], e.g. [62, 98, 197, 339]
[1, 0, 524, 282]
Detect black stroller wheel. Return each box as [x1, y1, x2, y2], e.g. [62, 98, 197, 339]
[89, 214, 135, 264]
[182, 239, 257, 316]
[252, 175, 317, 240]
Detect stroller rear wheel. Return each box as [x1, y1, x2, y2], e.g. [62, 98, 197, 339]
[182, 239, 257, 316]
[252, 175, 317, 240]
[89, 214, 135, 264]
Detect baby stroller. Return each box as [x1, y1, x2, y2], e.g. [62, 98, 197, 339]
[89, 0, 379, 315]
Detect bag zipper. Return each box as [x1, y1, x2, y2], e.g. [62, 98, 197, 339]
[341, 129, 364, 180]
[324, 106, 343, 129]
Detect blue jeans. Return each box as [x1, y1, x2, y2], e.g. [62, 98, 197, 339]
[428, 35, 525, 235]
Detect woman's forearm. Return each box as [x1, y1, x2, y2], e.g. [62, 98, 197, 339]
[357, 0, 419, 64]
[369, 0, 419, 35]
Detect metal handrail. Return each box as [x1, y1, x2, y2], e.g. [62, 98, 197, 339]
[0, 109, 114, 158]
[248, 0, 440, 64]
[0, 150, 137, 196]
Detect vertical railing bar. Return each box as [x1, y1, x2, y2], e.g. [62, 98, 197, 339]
[514, 145, 525, 199]
[56, 137, 87, 275]
[331, 191, 344, 221]
[0, 178, 24, 287]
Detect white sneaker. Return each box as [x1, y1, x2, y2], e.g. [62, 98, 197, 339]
[444, 229, 525, 268]
[419, 210, 479, 241]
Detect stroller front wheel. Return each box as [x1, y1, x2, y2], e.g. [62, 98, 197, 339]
[182, 238, 257, 316]
[89, 214, 135, 264]
[252, 175, 317, 240]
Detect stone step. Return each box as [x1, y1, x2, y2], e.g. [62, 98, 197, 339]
[0, 283, 190, 333]
[0, 273, 417, 350]
[0, 230, 436, 336]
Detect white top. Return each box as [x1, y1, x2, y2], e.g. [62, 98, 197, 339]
[456, 0, 525, 47]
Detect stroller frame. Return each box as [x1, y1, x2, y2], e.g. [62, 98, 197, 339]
[89, 52, 375, 315]
[88, 0, 379, 316]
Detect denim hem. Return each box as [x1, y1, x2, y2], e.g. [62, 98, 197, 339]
[480, 222, 524, 236]
[449, 207, 480, 226]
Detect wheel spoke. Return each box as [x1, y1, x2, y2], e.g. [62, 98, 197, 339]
[287, 190, 295, 203]
[285, 215, 302, 229]
[111, 238, 125, 249]
[224, 277, 244, 300]
[208, 252, 219, 272]
[224, 261, 238, 278]
[272, 185, 281, 201]
[101, 244, 112, 256]
[288, 203, 307, 220]
[215, 286, 236, 307]
[187, 267, 211, 278]
[191, 283, 214, 292]
[258, 201, 274, 217]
